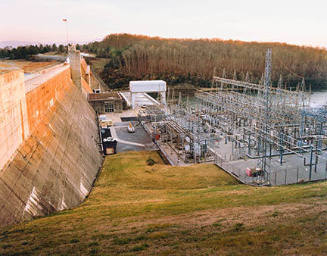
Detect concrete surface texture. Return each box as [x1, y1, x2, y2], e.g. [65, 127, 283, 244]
[99, 109, 157, 152]
[0, 69, 30, 171]
[110, 122, 157, 153]
[100, 108, 138, 123]
[24, 64, 68, 93]
[80, 58, 93, 96]
[0, 65, 102, 227]
[25, 67, 71, 131]
[68, 47, 82, 89]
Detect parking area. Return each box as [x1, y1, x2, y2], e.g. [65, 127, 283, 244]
[109, 121, 157, 153]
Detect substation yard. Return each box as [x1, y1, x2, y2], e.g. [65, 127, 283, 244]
[138, 52, 327, 186]
[1, 151, 327, 256]
[98, 50, 327, 186]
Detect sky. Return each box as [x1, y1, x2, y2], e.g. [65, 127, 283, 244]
[1, 0, 327, 47]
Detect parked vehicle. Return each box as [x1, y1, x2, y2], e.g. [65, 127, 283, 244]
[100, 119, 113, 128]
[127, 122, 135, 133]
[99, 115, 113, 128]
[246, 167, 264, 177]
[100, 128, 117, 155]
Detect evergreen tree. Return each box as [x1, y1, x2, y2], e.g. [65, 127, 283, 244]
[58, 44, 65, 53]
[52, 43, 57, 52]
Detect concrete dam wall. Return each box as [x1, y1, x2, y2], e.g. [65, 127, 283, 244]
[0, 59, 102, 226]
[0, 69, 29, 172]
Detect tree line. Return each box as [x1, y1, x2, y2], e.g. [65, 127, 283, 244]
[83, 34, 327, 90]
[0, 43, 72, 60]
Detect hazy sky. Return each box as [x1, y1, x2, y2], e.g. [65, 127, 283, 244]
[1, 0, 327, 47]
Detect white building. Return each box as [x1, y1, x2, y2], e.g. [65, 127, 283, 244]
[129, 80, 167, 109]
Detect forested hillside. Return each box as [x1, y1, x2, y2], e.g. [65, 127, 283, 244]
[84, 34, 327, 89]
[0, 44, 68, 60]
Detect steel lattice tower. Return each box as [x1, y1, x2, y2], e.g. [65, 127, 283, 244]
[261, 48, 272, 182]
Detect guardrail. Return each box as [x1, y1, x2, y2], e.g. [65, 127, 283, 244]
[25, 64, 69, 94]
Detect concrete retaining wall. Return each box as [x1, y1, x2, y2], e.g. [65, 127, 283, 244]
[0, 68, 102, 227]
[69, 49, 82, 89]
[25, 68, 72, 132]
[0, 70, 29, 171]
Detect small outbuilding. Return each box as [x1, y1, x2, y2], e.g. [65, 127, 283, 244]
[88, 92, 124, 114]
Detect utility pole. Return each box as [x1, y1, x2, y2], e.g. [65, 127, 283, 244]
[62, 18, 69, 48]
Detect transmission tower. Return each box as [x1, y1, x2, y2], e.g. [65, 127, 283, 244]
[260, 48, 272, 183]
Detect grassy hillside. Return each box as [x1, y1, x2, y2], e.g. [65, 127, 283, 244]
[1, 151, 327, 255]
[83, 34, 327, 89]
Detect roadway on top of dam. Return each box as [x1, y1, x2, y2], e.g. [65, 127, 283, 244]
[24, 63, 69, 93]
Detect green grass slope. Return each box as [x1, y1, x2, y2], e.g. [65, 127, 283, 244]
[1, 151, 327, 255]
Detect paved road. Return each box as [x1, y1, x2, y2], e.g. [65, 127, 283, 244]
[25, 64, 69, 93]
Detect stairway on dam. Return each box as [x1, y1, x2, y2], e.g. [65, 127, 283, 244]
[0, 47, 103, 227]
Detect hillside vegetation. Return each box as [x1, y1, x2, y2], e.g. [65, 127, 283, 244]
[0, 44, 67, 60]
[1, 151, 327, 255]
[83, 34, 327, 89]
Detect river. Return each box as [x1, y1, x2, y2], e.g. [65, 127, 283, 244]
[310, 89, 327, 108]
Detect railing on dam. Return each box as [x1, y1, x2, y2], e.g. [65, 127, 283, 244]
[25, 64, 69, 93]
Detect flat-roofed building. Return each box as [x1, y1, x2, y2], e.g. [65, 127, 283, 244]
[87, 92, 124, 114]
[129, 80, 166, 109]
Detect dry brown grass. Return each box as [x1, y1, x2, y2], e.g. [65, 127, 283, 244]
[1, 151, 327, 255]
[0, 60, 57, 73]
[88, 58, 108, 74]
